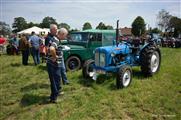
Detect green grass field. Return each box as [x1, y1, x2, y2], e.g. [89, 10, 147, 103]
[0, 48, 181, 120]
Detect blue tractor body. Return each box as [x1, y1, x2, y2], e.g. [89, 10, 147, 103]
[94, 42, 150, 73]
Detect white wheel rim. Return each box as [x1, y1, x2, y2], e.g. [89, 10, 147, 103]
[151, 52, 159, 73]
[123, 70, 131, 87]
[89, 72, 94, 77]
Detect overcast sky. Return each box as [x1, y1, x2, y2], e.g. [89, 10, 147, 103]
[1, 0, 181, 30]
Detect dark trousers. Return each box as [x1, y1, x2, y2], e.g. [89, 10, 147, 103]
[47, 62, 61, 100]
[22, 50, 29, 65]
[31, 47, 40, 65]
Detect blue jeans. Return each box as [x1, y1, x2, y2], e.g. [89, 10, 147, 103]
[47, 62, 61, 101]
[31, 47, 40, 65]
[60, 60, 69, 84]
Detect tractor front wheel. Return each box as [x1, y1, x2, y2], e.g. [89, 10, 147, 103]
[82, 59, 94, 78]
[116, 65, 132, 89]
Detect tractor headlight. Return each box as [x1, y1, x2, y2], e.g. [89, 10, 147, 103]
[111, 52, 115, 57]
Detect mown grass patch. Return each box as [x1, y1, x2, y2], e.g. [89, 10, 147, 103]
[0, 48, 180, 120]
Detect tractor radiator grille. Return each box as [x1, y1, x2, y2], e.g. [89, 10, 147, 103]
[95, 51, 105, 67]
[95, 52, 99, 66]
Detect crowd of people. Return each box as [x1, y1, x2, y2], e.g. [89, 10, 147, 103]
[5, 32, 46, 65]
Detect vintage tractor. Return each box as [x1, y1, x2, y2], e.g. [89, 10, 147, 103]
[82, 20, 161, 89]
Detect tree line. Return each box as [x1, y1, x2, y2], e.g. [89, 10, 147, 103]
[131, 9, 181, 37]
[11, 16, 114, 33]
[0, 9, 180, 37]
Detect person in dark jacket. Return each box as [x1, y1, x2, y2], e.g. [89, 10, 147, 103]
[19, 34, 30, 65]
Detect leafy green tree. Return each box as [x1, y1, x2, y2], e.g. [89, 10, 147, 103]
[0, 21, 11, 36]
[58, 23, 70, 31]
[82, 22, 92, 30]
[27, 22, 40, 28]
[106, 25, 113, 30]
[96, 22, 106, 29]
[96, 22, 113, 30]
[12, 17, 27, 33]
[168, 16, 181, 37]
[151, 28, 162, 33]
[40, 16, 57, 28]
[131, 16, 146, 37]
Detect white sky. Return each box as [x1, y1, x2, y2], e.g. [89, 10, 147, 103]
[1, 0, 181, 29]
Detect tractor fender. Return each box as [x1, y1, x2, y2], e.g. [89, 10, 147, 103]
[140, 41, 156, 53]
[140, 43, 150, 53]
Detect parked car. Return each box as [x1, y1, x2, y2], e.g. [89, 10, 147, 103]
[161, 37, 168, 47]
[62, 29, 117, 71]
[149, 33, 162, 46]
[161, 37, 181, 48]
[167, 37, 176, 48]
[175, 38, 181, 48]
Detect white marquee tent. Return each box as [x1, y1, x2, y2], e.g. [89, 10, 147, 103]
[17, 26, 50, 35]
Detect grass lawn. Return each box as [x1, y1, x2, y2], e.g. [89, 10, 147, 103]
[0, 48, 181, 120]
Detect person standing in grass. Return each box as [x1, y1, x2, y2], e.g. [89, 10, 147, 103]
[46, 24, 63, 103]
[57, 28, 70, 85]
[19, 34, 30, 65]
[29, 31, 41, 65]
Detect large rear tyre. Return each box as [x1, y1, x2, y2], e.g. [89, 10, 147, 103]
[116, 65, 132, 89]
[82, 59, 94, 78]
[140, 44, 161, 76]
[65, 56, 81, 71]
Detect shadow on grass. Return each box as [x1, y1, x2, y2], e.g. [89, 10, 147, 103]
[10, 63, 37, 67]
[109, 83, 118, 90]
[77, 76, 95, 87]
[20, 94, 49, 107]
[37, 64, 47, 71]
[77, 69, 147, 90]
[77, 74, 115, 87]
[28, 63, 36, 66]
[10, 63, 21, 67]
[21, 83, 49, 92]
[132, 69, 145, 80]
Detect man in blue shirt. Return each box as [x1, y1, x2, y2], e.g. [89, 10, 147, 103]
[29, 31, 40, 65]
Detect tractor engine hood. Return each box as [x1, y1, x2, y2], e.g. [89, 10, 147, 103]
[96, 43, 131, 55]
[94, 43, 131, 67]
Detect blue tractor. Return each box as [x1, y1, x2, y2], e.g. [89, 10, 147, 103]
[82, 21, 161, 89]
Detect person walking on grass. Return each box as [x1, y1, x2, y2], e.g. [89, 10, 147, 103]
[19, 34, 30, 65]
[29, 31, 41, 65]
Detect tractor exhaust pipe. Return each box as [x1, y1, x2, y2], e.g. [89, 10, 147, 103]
[116, 20, 119, 47]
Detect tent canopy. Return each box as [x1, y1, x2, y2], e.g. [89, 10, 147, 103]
[17, 26, 50, 35]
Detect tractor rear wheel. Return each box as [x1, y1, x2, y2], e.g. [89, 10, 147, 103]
[82, 59, 94, 78]
[116, 65, 132, 89]
[140, 44, 161, 76]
